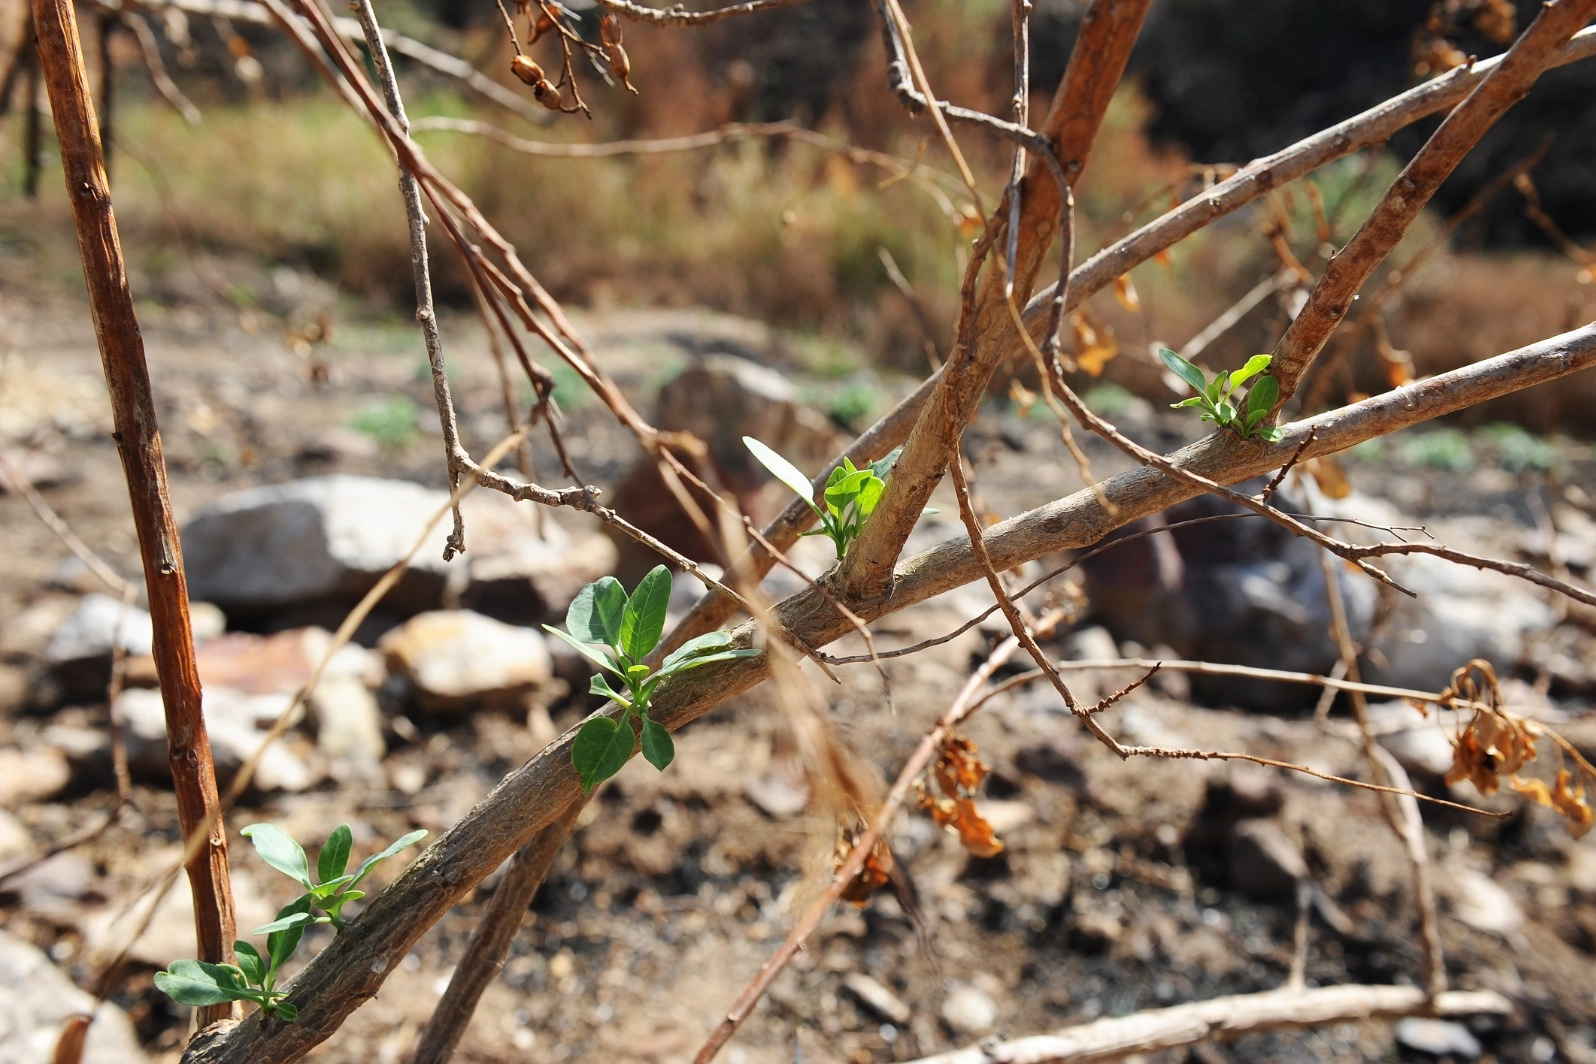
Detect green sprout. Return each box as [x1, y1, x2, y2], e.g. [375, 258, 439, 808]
[544, 566, 761, 794]
[1159, 348, 1283, 442]
[744, 437, 933, 559]
[154, 824, 427, 1021]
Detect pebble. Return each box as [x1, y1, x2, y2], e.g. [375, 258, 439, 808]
[843, 972, 911, 1025]
[380, 610, 554, 713]
[1395, 1017, 1483, 1059]
[940, 984, 998, 1036]
[1446, 867, 1524, 934]
[0, 929, 149, 1063]
[0, 746, 71, 805]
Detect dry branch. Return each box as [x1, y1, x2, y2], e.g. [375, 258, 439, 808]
[594, 0, 811, 26]
[181, 313, 1596, 1064]
[901, 985, 1511, 1064]
[33, 0, 236, 1026]
[836, 0, 1152, 604]
[1270, 0, 1596, 402]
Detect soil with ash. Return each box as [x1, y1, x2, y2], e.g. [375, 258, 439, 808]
[2, 268, 1596, 1064]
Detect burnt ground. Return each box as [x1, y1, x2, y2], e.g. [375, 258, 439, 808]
[3, 255, 1596, 1064]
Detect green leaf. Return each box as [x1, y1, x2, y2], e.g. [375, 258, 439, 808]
[823, 470, 873, 509]
[270, 1000, 299, 1022]
[659, 631, 734, 673]
[1246, 374, 1279, 418]
[1229, 353, 1273, 389]
[1207, 370, 1229, 404]
[744, 437, 819, 507]
[307, 875, 354, 901]
[1258, 426, 1285, 443]
[1159, 347, 1207, 393]
[640, 718, 674, 771]
[266, 897, 311, 974]
[234, 941, 266, 986]
[869, 447, 903, 481]
[620, 565, 672, 660]
[854, 476, 885, 519]
[656, 648, 761, 680]
[349, 829, 429, 889]
[253, 910, 315, 936]
[543, 625, 623, 676]
[573, 715, 634, 793]
[317, 825, 352, 886]
[590, 673, 630, 704]
[1214, 401, 1237, 425]
[1170, 396, 1204, 410]
[567, 577, 627, 645]
[242, 824, 312, 889]
[155, 959, 254, 1007]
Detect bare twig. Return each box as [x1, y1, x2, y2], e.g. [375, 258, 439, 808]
[33, 0, 236, 1025]
[595, 0, 811, 27]
[900, 985, 1511, 1064]
[0, 446, 132, 595]
[125, 12, 200, 124]
[1270, 0, 1596, 403]
[409, 805, 580, 1064]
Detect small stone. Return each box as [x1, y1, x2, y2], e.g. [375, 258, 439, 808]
[380, 610, 554, 713]
[1378, 721, 1456, 781]
[1226, 819, 1306, 900]
[1446, 867, 1523, 934]
[0, 746, 71, 805]
[44, 593, 154, 664]
[940, 984, 998, 1036]
[307, 674, 385, 767]
[0, 810, 35, 865]
[1395, 1017, 1482, 1059]
[0, 929, 149, 1063]
[843, 973, 911, 1025]
[745, 772, 809, 819]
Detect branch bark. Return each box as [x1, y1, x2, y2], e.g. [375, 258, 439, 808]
[1270, 0, 1596, 402]
[33, 0, 236, 1027]
[181, 317, 1596, 1062]
[834, 0, 1152, 604]
[901, 985, 1511, 1064]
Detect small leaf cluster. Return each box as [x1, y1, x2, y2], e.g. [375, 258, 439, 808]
[545, 565, 760, 794]
[153, 824, 426, 1021]
[1160, 348, 1283, 442]
[744, 437, 913, 559]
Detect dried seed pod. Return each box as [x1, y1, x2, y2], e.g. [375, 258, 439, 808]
[608, 42, 637, 93]
[510, 54, 545, 86]
[533, 79, 564, 111]
[529, 9, 555, 44]
[600, 11, 623, 46]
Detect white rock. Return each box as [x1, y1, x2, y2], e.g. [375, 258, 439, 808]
[0, 810, 35, 864]
[181, 475, 461, 614]
[0, 746, 71, 805]
[940, 984, 999, 1036]
[1396, 1017, 1482, 1059]
[0, 929, 149, 1064]
[844, 972, 911, 1025]
[44, 593, 154, 664]
[380, 610, 554, 713]
[308, 674, 385, 766]
[1445, 867, 1524, 934]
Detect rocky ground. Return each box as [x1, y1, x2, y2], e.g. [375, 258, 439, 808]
[3, 258, 1596, 1064]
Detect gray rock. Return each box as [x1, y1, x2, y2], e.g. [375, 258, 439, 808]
[940, 984, 998, 1036]
[1395, 1017, 1482, 1059]
[0, 852, 97, 921]
[1226, 819, 1306, 901]
[379, 610, 554, 713]
[0, 595, 78, 662]
[0, 810, 33, 864]
[117, 686, 318, 793]
[0, 929, 149, 1064]
[181, 475, 461, 616]
[307, 674, 385, 768]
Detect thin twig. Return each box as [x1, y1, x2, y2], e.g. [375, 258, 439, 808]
[0, 445, 132, 595]
[900, 985, 1510, 1064]
[595, 0, 812, 27]
[349, 0, 467, 558]
[33, 0, 236, 1026]
[124, 12, 201, 124]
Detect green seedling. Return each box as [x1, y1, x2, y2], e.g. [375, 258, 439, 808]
[154, 824, 426, 1021]
[544, 565, 761, 794]
[1160, 348, 1283, 442]
[744, 438, 934, 559]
